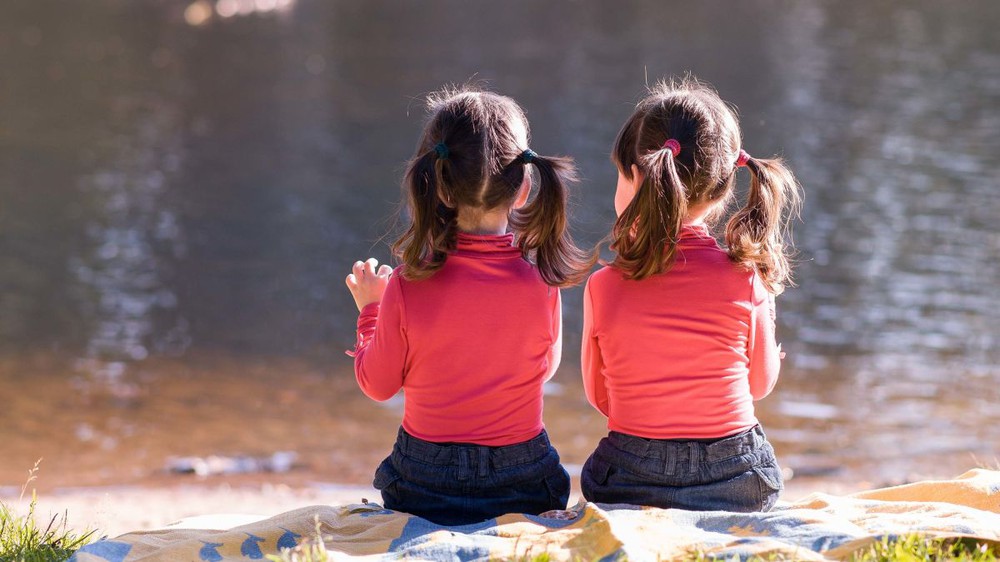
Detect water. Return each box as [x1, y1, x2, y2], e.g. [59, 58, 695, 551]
[1, 0, 998, 492]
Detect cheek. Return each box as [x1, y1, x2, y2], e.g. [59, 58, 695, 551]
[614, 177, 636, 216]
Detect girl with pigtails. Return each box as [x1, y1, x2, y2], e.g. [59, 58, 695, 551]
[581, 78, 802, 512]
[345, 86, 592, 525]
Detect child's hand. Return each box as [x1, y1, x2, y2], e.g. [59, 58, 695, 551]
[346, 258, 392, 312]
[777, 343, 786, 360]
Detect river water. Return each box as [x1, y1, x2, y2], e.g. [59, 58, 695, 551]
[1, 1, 998, 493]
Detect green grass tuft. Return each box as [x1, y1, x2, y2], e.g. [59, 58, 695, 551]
[848, 534, 1000, 562]
[0, 460, 97, 562]
[678, 533, 1000, 561]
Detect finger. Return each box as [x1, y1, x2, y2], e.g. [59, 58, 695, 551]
[377, 264, 393, 277]
[345, 274, 358, 288]
[353, 261, 365, 276]
[364, 258, 378, 276]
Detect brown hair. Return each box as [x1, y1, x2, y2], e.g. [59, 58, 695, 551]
[610, 77, 802, 293]
[393, 85, 593, 287]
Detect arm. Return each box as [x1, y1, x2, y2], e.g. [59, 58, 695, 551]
[581, 279, 610, 416]
[543, 288, 563, 382]
[747, 273, 781, 400]
[346, 260, 406, 401]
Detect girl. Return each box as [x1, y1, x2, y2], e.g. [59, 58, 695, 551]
[581, 78, 801, 512]
[345, 86, 592, 526]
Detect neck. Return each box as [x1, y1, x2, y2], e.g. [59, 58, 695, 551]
[684, 202, 717, 226]
[456, 206, 509, 235]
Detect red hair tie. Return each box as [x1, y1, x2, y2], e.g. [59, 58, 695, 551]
[662, 139, 681, 157]
[736, 149, 751, 168]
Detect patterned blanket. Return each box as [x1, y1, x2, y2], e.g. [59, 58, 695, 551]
[69, 469, 1000, 561]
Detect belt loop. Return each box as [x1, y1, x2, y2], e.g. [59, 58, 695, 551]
[687, 442, 699, 475]
[477, 447, 490, 478]
[396, 427, 408, 455]
[457, 448, 470, 481]
[655, 439, 669, 475]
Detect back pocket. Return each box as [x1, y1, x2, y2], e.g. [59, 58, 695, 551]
[543, 466, 571, 507]
[752, 461, 784, 492]
[583, 454, 613, 487]
[372, 457, 401, 491]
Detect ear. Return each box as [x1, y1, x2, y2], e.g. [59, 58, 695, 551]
[436, 184, 454, 208]
[614, 164, 645, 217]
[512, 170, 531, 209]
[630, 164, 644, 189]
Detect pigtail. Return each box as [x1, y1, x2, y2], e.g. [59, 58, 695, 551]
[392, 148, 459, 280]
[509, 154, 594, 287]
[724, 155, 802, 294]
[611, 146, 688, 280]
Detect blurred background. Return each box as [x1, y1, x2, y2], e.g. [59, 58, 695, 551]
[2, 0, 998, 496]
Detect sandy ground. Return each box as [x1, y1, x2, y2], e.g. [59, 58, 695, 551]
[2, 479, 871, 538]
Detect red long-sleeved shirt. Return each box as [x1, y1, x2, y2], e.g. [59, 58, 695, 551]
[352, 232, 562, 446]
[582, 224, 780, 440]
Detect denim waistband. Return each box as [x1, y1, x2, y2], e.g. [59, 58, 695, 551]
[394, 427, 553, 471]
[607, 425, 767, 464]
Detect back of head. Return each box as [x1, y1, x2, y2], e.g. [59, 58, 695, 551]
[394, 85, 593, 287]
[610, 77, 801, 292]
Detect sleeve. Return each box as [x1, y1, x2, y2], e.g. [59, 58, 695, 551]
[747, 272, 781, 400]
[351, 274, 407, 401]
[581, 278, 610, 417]
[543, 288, 563, 382]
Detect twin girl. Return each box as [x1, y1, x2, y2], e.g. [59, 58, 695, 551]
[345, 78, 801, 526]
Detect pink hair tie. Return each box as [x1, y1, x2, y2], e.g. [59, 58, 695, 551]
[735, 149, 751, 168]
[662, 139, 681, 157]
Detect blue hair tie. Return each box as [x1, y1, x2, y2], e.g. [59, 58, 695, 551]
[434, 142, 449, 160]
[520, 149, 537, 164]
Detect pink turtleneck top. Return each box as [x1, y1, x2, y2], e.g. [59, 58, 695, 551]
[352, 232, 562, 446]
[582, 224, 781, 440]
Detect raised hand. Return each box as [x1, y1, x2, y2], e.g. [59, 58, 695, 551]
[345, 258, 393, 312]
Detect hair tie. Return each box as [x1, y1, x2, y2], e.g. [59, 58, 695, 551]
[662, 139, 681, 157]
[519, 148, 537, 164]
[434, 142, 449, 160]
[735, 149, 751, 168]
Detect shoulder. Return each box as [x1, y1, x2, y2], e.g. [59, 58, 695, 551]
[587, 265, 622, 287]
[748, 267, 771, 305]
[584, 266, 629, 305]
[384, 266, 410, 298]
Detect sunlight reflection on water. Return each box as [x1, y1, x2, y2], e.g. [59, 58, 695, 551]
[0, 0, 997, 489]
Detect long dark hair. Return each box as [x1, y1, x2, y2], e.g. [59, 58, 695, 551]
[610, 77, 802, 293]
[393, 86, 593, 287]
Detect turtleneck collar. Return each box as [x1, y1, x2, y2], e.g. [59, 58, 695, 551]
[679, 223, 713, 241]
[454, 231, 522, 257]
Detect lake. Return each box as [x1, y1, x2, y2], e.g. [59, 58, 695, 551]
[1, 0, 998, 493]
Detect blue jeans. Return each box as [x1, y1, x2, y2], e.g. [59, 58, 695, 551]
[373, 428, 570, 526]
[581, 425, 783, 512]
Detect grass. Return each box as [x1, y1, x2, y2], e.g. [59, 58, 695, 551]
[0, 460, 97, 562]
[848, 534, 1000, 562]
[680, 534, 1000, 561]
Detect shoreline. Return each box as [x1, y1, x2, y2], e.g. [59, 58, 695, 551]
[2, 477, 872, 538]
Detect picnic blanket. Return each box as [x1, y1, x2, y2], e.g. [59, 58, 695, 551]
[70, 468, 1000, 561]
